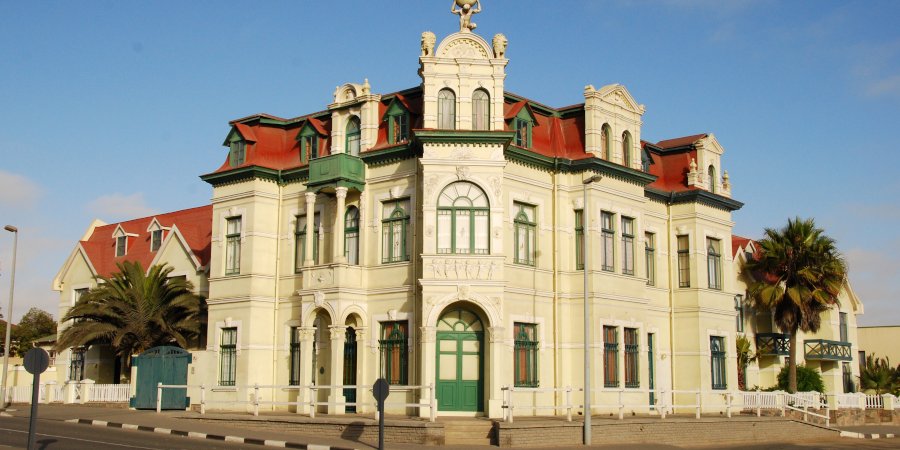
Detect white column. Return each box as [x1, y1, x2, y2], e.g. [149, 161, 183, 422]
[354, 327, 367, 413]
[328, 325, 347, 415]
[296, 327, 316, 414]
[334, 187, 348, 263]
[419, 326, 436, 419]
[304, 192, 316, 266]
[487, 326, 505, 419]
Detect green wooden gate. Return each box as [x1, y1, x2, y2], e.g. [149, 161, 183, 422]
[129, 346, 191, 410]
[436, 308, 484, 412]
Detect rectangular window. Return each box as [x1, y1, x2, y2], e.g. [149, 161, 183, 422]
[514, 323, 539, 387]
[116, 235, 126, 257]
[513, 203, 537, 266]
[151, 229, 163, 252]
[289, 327, 301, 385]
[389, 114, 409, 144]
[624, 328, 639, 388]
[645, 232, 656, 286]
[74, 287, 88, 304]
[230, 140, 246, 166]
[621, 217, 634, 275]
[225, 217, 241, 275]
[302, 135, 318, 161]
[220, 327, 237, 386]
[842, 362, 854, 393]
[839, 312, 848, 342]
[379, 321, 408, 385]
[69, 348, 85, 381]
[677, 235, 690, 288]
[601, 212, 615, 272]
[707, 238, 722, 290]
[382, 200, 410, 263]
[295, 213, 321, 271]
[604, 326, 619, 387]
[736, 299, 745, 333]
[575, 210, 584, 270]
[710, 336, 726, 390]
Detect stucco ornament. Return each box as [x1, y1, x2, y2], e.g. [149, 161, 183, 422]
[492, 33, 507, 58]
[456, 165, 470, 180]
[421, 31, 436, 57]
[451, 0, 481, 33]
[313, 290, 325, 307]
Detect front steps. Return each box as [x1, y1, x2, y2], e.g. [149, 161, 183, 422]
[443, 419, 495, 445]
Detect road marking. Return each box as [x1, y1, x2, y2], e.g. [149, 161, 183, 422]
[0, 426, 164, 449]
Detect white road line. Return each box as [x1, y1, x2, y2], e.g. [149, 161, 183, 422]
[0, 426, 169, 449]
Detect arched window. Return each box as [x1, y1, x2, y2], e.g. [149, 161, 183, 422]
[382, 199, 410, 263]
[601, 124, 612, 160]
[708, 165, 717, 193]
[437, 181, 489, 254]
[472, 89, 490, 131]
[346, 117, 361, 156]
[437, 89, 456, 130]
[622, 131, 632, 168]
[345, 206, 360, 264]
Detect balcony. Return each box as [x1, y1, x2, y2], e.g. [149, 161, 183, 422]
[756, 333, 790, 356]
[804, 339, 852, 361]
[307, 153, 365, 193]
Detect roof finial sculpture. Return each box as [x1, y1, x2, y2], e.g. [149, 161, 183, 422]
[451, 0, 482, 33]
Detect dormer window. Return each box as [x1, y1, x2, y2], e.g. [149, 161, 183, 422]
[116, 235, 127, 257]
[151, 229, 163, 252]
[300, 130, 318, 163]
[229, 139, 246, 167]
[508, 102, 536, 148]
[384, 100, 409, 144]
[346, 117, 361, 156]
[514, 118, 532, 147]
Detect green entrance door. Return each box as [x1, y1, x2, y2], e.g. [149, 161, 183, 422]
[436, 308, 484, 412]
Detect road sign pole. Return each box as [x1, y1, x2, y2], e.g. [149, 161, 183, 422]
[23, 348, 50, 450]
[373, 378, 389, 450]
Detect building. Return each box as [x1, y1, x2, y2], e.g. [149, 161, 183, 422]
[858, 326, 900, 365]
[51, 5, 864, 416]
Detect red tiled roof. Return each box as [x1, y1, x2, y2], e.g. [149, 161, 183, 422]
[656, 134, 707, 149]
[80, 205, 212, 278]
[731, 235, 753, 258]
[233, 123, 257, 142]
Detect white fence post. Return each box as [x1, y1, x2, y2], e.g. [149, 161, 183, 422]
[429, 383, 436, 423]
[726, 392, 732, 418]
[695, 392, 701, 419]
[200, 385, 206, 415]
[156, 383, 162, 413]
[659, 390, 666, 419]
[253, 384, 260, 417]
[618, 389, 625, 420]
[566, 387, 572, 422]
[309, 386, 316, 418]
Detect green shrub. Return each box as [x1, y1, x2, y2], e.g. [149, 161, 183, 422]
[776, 365, 824, 393]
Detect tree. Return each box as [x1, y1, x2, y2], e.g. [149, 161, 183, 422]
[13, 307, 56, 354]
[55, 262, 206, 374]
[742, 217, 847, 393]
[859, 355, 897, 395]
[736, 335, 757, 391]
[776, 364, 825, 393]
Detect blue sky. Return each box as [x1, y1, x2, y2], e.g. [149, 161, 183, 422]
[1, 1, 898, 325]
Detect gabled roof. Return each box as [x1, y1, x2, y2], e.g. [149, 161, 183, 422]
[656, 134, 707, 150]
[75, 205, 212, 278]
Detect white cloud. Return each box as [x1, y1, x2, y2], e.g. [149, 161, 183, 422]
[865, 74, 900, 99]
[86, 193, 157, 222]
[0, 169, 42, 207]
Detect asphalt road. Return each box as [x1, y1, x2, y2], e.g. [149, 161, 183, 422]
[0, 415, 265, 450]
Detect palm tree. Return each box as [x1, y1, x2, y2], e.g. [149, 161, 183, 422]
[56, 262, 206, 376]
[741, 217, 847, 393]
[735, 335, 757, 390]
[859, 355, 896, 395]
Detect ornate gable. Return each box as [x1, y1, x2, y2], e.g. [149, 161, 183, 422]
[596, 84, 646, 115]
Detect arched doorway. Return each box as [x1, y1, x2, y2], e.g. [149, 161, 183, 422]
[436, 307, 484, 412]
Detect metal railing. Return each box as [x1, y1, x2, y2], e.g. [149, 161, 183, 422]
[156, 383, 437, 422]
[783, 392, 830, 427]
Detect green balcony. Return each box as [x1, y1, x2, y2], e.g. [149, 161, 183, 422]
[804, 339, 852, 361]
[756, 333, 790, 356]
[307, 153, 365, 193]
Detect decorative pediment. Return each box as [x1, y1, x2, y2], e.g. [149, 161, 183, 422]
[222, 123, 257, 146]
[435, 32, 493, 60]
[694, 133, 725, 156]
[592, 84, 646, 115]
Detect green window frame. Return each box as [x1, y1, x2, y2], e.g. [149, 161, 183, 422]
[472, 89, 490, 131]
[225, 217, 241, 275]
[513, 203, 536, 266]
[604, 326, 619, 387]
[707, 238, 722, 290]
[379, 321, 408, 385]
[514, 117, 532, 148]
[302, 134, 318, 163]
[382, 200, 409, 263]
[624, 328, 639, 388]
[289, 327, 301, 385]
[294, 213, 320, 271]
[437, 89, 456, 130]
[345, 206, 360, 265]
[645, 232, 656, 286]
[69, 347, 85, 381]
[389, 114, 408, 144]
[220, 327, 237, 387]
[621, 217, 634, 275]
[514, 323, 539, 387]
[346, 117, 361, 156]
[575, 210, 584, 270]
[115, 235, 126, 257]
[436, 181, 490, 255]
[150, 229, 162, 252]
[677, 235, 690, 288]
[229, 139, 246, 167]
[601, 212, 615, 272]
[710, 336, 726, 390]
[622, 131, 632, 168]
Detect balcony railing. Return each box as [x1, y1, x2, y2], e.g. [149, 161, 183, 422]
[804, 339, 852, 361]
[307, 153, 365, 192]
[755, 333, 790, 356]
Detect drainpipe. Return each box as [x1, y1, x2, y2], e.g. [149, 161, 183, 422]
[551, 171, 560, 409]
[272, 174, 284, 408]
[666, 192, 676, 395]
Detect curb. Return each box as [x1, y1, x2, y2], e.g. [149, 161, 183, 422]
[66, 419, 360, 450]
[839, 430, 898, 439]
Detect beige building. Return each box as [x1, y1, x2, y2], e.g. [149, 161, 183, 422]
[50, 7, 865, 416]
[858, 326, 900, 364]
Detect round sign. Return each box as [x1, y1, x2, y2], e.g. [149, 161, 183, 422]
[373, 378, 390, 403]
[23, 348, 50, 375]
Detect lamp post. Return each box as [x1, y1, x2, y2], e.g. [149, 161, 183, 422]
[582, 174, 601, 445]
[1, 225, 17, 408]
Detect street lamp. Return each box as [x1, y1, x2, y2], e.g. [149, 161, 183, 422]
[1, 225, 17, 408]
[582, 174, 601, 445]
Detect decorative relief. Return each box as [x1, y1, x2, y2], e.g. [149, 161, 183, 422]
[389, 186, 402, 199]
[387, 309, 397, 320]
[573, 197, 584, 209]
[298, 327, 317, 341]
[424, 259, 499, 280]
[440, 38, 489, 59]
[488, 176, 502, 198]
[421, 31, 436, 56]
[452, 148, 475, 160]
[329, 326, 347, 340]
[458, 284, 470, 300]
[420, 326, 436, 344]
[492, 33, 507, 58]
[424, 175, 439, 201]
[313, 269, 334, 287]
[456, 166, 470, 180]
[313, 291, 325, 307]
[487, 326, 505, 343]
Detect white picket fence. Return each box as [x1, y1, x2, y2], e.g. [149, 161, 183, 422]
[1, 383, 130, 404]
[90, 384, 131, 403]
[835, 392, 890, 409]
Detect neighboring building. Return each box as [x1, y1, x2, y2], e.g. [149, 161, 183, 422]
[858, 326, 900, 365]
[52, 206, 212, 383]
[52, 7, 864, 416]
